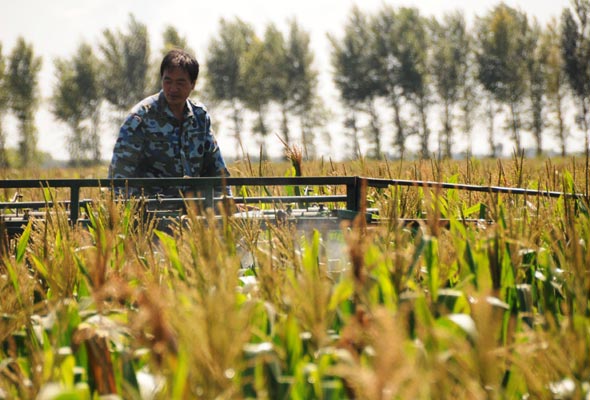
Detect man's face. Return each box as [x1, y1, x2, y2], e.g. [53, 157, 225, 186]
[162, 67, 195, 110]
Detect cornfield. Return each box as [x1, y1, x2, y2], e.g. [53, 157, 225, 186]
[1, 155, 590, 399]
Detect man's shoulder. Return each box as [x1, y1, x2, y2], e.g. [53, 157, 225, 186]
[187, 98, 208, 116]
[130, 93, 161, 116]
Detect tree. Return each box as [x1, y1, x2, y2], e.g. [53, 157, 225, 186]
[99, 14, 150, 113]
[372, 6, 407, 158]
[475, 4, 530, 155]
[329, 6, 382, 159]
[161, 26, 192, 57]
[524, 20, 548, 156]
[51, 42, 102, 165]
[561, 0, 590, 152]
[240, 33, 274, 158]
[543, 18, 570, 156]
[284, 19, 321, 159]
[394, 7, 432, 159]
[205, 18, 255, 155]
[457, 30, 481, 157]
[262, 24, 290, 146]
[430, 11, 470, 159]
[6, 37, 42, 166]
[0, 43, 9, 167]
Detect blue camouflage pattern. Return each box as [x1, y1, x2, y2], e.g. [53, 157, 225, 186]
[108, 91, 230, 196]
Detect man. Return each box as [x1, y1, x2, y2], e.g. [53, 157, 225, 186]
[108, 48, 230, 198]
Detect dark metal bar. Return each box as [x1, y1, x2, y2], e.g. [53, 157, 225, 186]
[0, 176, 584, 218]
[70, 183, 80, 225]
[345, 177, 359, 211]
[134, 195, 347, 207]
[0, 176, 581, 199]
[364, 177, 585, 199]
[233, 195, 347, 204]
[0, 176, 359, 189]
[0, 200, 93, 209]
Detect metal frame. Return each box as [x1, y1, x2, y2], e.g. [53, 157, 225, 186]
[0, 176, 360, 223]
[0, 176, 584, 236]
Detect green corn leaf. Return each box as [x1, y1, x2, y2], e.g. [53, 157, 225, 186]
[500, 248, 516, 299]
[4, 261, 22, 305]
[302, 230, 320, 275]
[463, 203, 484, 218]
[154, 230, 185, 280]
[446, 313, 478, 341]
[328, 279, 354, 311]
[59, 352, 76, 388]
[430, 190, 449, 218]
[437, 289, 470, 314]
[378, 268, 396, 309]
[413, 294, 434, 331]
[172, 349, 189, 400]
[424, 236, 440, 301]
[16, 221, 33, 264]
[562, 170, 575, 194]
[406, 235, 428, 281]
[462, 240, 478, 288]
[42, 187, 52, 202]
[284, 315, 303, 373]
[29, 254, 49, 280]
[239, 185, 249, 198]
[476, 251, 493, 293]
[284, 166, 296, 196]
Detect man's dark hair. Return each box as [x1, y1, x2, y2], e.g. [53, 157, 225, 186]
[160, 49, 199, 83]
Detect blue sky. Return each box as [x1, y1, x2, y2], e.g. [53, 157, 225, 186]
[0, 0, 572, 160]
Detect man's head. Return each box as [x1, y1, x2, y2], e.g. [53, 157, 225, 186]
[160, 49, 198, 112]
[160, 48, 199, 84]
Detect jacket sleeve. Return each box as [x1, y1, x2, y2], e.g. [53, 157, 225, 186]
[108, 114, 145, 179]
[108, 114, 145, 196]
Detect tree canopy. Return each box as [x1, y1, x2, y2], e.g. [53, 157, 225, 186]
[2, 3, 590, 166]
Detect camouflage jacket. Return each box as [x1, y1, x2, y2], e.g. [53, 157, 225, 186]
[108, 91, 230, 197]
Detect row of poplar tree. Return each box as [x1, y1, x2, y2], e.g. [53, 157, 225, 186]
[0, 1, 589, 167]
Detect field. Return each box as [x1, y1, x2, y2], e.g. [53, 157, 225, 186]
[1, 155, 589, 399]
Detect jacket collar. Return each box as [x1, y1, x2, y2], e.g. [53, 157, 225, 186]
[158, 91, 195, 122]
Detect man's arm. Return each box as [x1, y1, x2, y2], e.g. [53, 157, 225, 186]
[108, 114, 145, 196]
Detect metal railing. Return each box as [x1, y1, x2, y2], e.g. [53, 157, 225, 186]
[0, 176, 365, 226]
[0, 176, 584, 232]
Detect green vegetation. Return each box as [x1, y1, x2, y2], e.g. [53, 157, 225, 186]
[0, 156, 589, 398]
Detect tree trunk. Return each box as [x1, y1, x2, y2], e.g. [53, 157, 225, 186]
[231, 101, 245, 158]
[91, 108, 102, 163]
[367, 99, 382, 159]
[300, 117, 314, 160]
[18, 113, 36, 167]
[345, 112, 361, 159]
[487, 98, 496, 158]
[582, 98, 589, 153]
[418, 96, 430, 159]
[443, 100, 452, 159]
[391, 98, 405, 158]
[556, 91, 567, 157]
[0, 124, 9, 168]
[256, 107, 268, 160]
[281, 106, 290, 146]
[509, 101, 521, 155]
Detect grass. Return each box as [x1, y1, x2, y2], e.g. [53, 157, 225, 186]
[0, 156, 589, 399]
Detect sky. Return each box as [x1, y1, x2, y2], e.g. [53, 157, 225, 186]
[0, 0, 572, 161]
